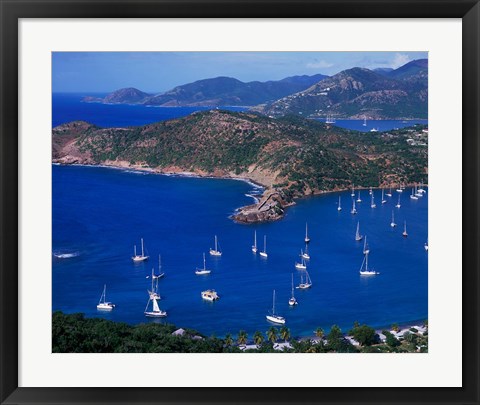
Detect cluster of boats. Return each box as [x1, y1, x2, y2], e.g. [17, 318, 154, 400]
[97, 184, 427, 325]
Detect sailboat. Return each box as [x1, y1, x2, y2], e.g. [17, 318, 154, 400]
[369, 187, 372, 195]
[266, 289, 285, 324]
[351, 199, 357, 215]
[418, 181, 426, 194]
[326, 114, 336, 124]
[370, 192, 376, 208]
[156, 254, 165, 279]
[351, 184, 355, 197]
[148, 266, 162, 300]
[356, 190, 362, 203]
[386, 188, 393, 197]
[363, 116, 367, 127]
[295, 251, 307, 270]
[381, 188, 387, 204]
[390, 210, 397, 227]
[259, 235, 268, 258]
[337, 195, 342, 211]
[355, 222, 363, 241]
[424, 241, 429, 251]
[415, 184, 423, 197]
[297, 271, 312, 289]
[359, 250, 379, 275]
[396, 185, 403, 193]
[370, 127, 378, 133]
[402, 221, 408, 237]
[395, 194, 401, 208]
[304, 223, 310, 243]
[363, 236, 370, 255]
[201, 289, 219, 301]
[132, 238, 149, 262]
[252, 230, 258, 254]
[288, 274, 298, 306]
[209, 235, 222, 256]
[410, 187, 418, 200]
[301, 244, 310, 260]
[96, 284, 115, 311]
[195, 253, 211, 275]
[144, 292, 167, 318]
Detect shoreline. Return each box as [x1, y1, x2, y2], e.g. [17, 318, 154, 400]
[53, 161, 427, 224]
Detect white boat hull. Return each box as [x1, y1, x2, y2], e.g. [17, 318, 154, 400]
[195, 270, 211, 275]
[360, 271, 378, 275]
[97, 303, 115, 311]
[209, 250, 222, 256]
[259, 252, 268, 258]
[266, 315, 285, 324]
[132, 255, 149, 262]
[144, 311, 167, 318]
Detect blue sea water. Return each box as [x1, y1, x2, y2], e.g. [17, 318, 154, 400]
[53, 93, 426, 132]
[52, 93, 247, 128]
[53, 165, 428, 338]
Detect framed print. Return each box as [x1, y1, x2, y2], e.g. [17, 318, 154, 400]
[1, 0, 479, 404]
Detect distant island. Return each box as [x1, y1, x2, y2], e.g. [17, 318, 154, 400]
[81, 59, 427, 120]
[52, 110, 428, 223]
[82, 73, 328, 107]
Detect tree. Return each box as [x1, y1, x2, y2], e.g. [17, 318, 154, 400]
[314, 327, 324, 340]
[382, 330, 400, 348]
[280, 326, 290, 342]
[237, 330, 248, 346]
[391, 323, 399, 332]
[349, 324, 377, 346]
[253, 331, 264, 346]
[224, 333, 233, 347]
[267, 327, 278, 344]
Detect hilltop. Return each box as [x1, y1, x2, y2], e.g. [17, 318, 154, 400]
[82, 74, 328, 107]
[255, 59, 428, 119]
[52, 110, 428, 222]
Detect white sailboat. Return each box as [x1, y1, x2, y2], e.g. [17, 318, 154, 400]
[351, 199, 357, 215]
[359, 250, 379, 275]
[195, 253, 211, 275]
[301, 244, 310, 260]
[395, 194, 401, 208]
[259, 235, 268, 258]
[386, 187, 393, 197]
[209, 235, 222, 256]
[326, 114, 336, 124]
[370, 192, 376, 208]
[424, 241, 429, 251]
[144, 293, 167, 318]
[396, 185, 403, 193]
[381, 188, 387, 204]
[148, 266, 162, 300]
[337, 195, 342, 211]
[351, 184, 355, 197]
[356, 190, 362, 203]
[418, 181, 426, 194]
[370, 127, 378, 133]
[369, 187, 372, 195]
[415, 184, 423, 197]
[288, 274, 298, 306]
[295, 251, 307, 270]
[132, 238, 149, 262]
[96, 284, 115, 311]
[304, 223, 310, 243]
[363, 116, 367, 127]
[266, 289, 285, 324]
[297, 271, 312, 289]
[363, 236, 370, 255]
[252, 230, 258, 254]
[355, 222, 363, 241]
[390, 210, 397, 227]
[410, 187, 418, 200]
[402, 221, 408, 237]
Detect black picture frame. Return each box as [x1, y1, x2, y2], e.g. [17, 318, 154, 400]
[1, 1, 479, 404]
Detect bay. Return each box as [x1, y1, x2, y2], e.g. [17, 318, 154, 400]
[53, 165, 428, 338]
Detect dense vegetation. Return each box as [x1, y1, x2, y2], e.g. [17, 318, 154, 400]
[52, 110, 427, 198]
[52, 312, 427, 353]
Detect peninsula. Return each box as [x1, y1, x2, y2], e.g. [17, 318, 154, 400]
[52, 110, 428, 223]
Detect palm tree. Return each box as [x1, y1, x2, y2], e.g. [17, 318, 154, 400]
[314, 327, 324, 340]
[253, 331, 264, 347]
[237, 330, 248, 346]
[224, 333, 233, 347]
[391, 323, 399, 332]
[267, 326, 278, 344]
[280, 326, 290, 342]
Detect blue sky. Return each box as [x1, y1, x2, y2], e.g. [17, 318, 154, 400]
[52, 51, 428, 93]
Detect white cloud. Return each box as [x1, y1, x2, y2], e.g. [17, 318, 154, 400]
[306, 60, 334, 69]
[391, 53, 412, 69]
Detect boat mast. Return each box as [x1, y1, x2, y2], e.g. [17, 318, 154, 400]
[264, 235, 267, 253]
[141, 238, 144, 257]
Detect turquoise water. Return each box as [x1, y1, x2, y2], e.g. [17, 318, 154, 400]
[52, 165, 428, 338]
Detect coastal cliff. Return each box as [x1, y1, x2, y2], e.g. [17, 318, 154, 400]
[52, 110, 428, 223]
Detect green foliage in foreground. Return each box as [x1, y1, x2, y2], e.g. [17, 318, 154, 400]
[52, 312, 427, 353]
